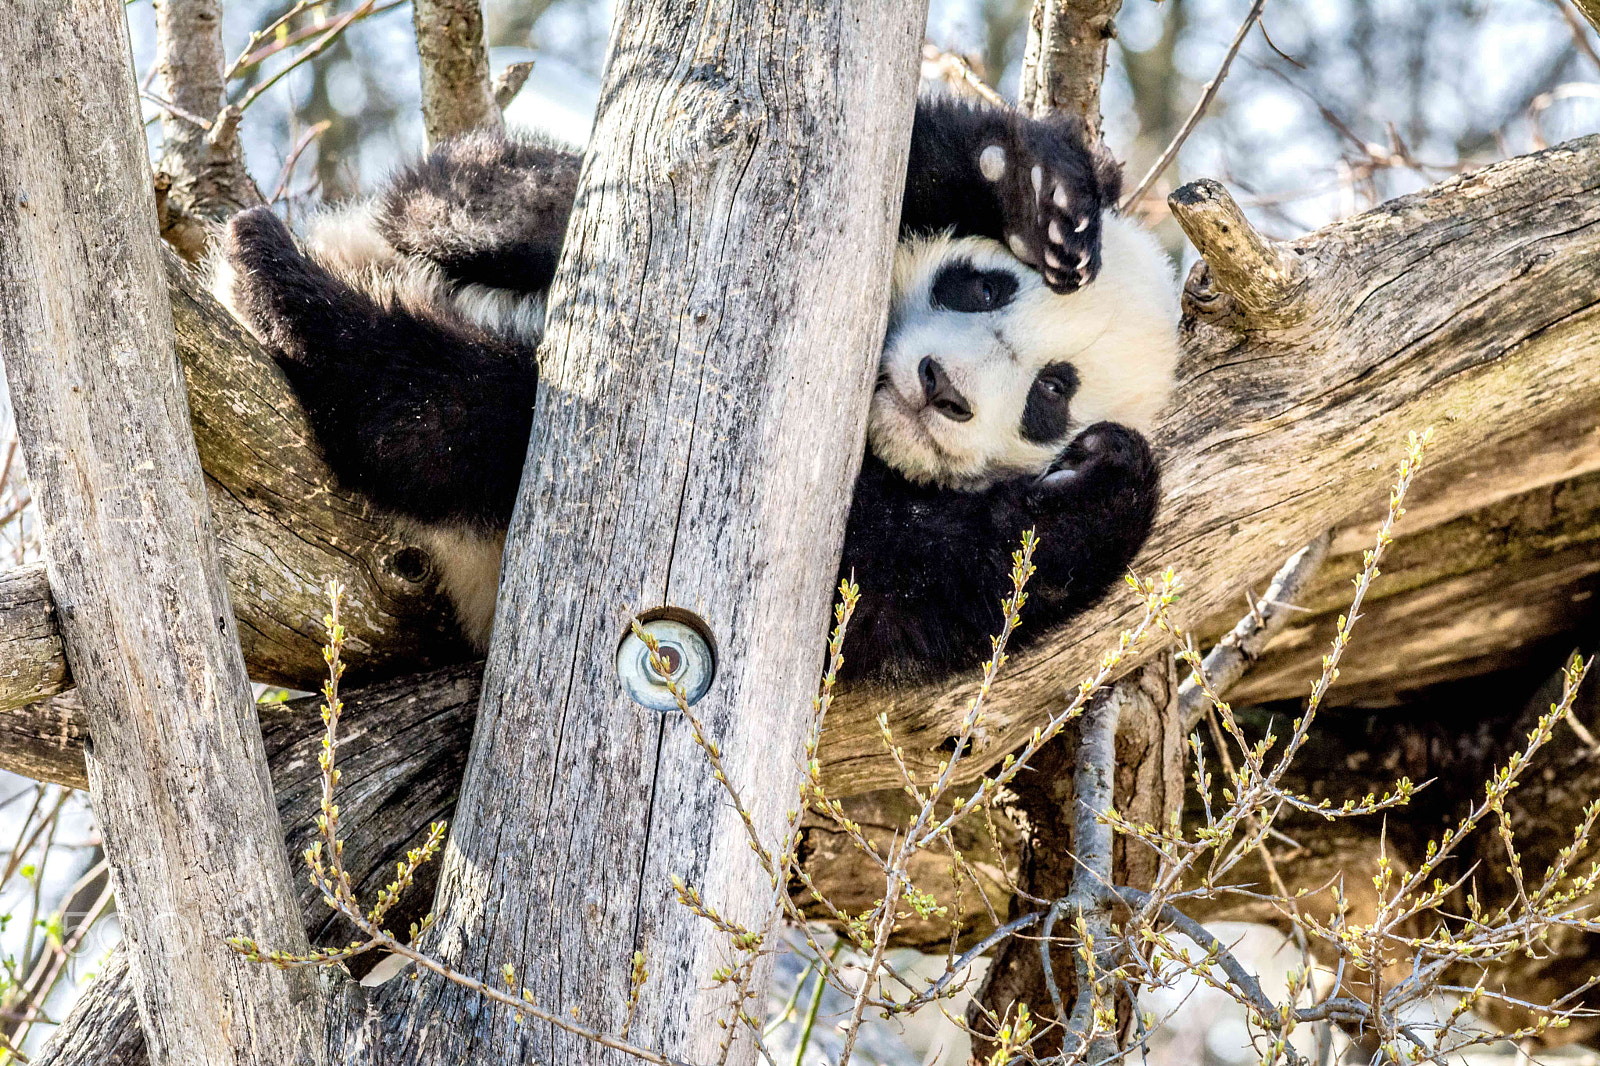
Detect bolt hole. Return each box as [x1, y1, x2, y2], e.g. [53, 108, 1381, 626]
[390, 546, 432, 584]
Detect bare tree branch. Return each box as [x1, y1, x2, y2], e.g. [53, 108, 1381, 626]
[492, 60, 536, 110]
[817, 136, 1600, 797]
[412, 0, 503, 145]
[1020, 0, 1123, 135]
[151, 0, 263, 260]
[1178, 532, 1331, 729]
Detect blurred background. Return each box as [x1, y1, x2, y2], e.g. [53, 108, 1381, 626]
[0, 0, 1596, 1060]
[124, 0, 1600, 242]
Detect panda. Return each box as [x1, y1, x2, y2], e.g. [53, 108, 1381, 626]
[212, 95, 1179, 684]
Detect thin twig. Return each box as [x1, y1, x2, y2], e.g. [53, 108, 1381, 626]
[270, 121, 332, 204]
[1178, 531, 1331, 732]
[139, 91, 213, 130]
[1121, 0, 1268, 212]
[233, 0, 383, 116]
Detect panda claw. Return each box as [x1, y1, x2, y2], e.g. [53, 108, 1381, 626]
[1053, 183, 1070, 210]
[1075, 216, 1090, 234]
[1048, 219, 1065, 245]
[1031, 165, 1043, 195]
[1044, 249, 1063, 270]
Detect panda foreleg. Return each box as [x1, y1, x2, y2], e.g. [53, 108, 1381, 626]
[1002, 421, 1161, 638]
[220, 206, 537, 530]
[903, 96, 1121, 293]
[835, 423, 1158, 683]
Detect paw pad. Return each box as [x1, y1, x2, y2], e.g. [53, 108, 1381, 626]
[979, 145, 1006, 182]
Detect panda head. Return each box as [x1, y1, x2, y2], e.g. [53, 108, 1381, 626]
[869, 215, 1180, 489]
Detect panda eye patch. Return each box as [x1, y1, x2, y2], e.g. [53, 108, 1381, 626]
[930, 261, 1019, 313]
[1021, 362, 1079, 444]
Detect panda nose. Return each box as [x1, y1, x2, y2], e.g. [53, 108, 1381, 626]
[918, 357, 973, 422]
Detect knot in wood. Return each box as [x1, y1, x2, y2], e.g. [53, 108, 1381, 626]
[662, 68, 751, 173]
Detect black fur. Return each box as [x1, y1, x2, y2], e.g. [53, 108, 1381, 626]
[377, 131, 580, 295]
[222, 95, 1159, 683]
[836, 424, 1158, 683]
[224, 209, 537, 528]
[902, 96, 1122, 293]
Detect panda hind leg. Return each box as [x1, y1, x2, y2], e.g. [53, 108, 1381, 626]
[215, 206, 369, 371]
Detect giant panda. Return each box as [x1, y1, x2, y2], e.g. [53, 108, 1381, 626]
[212, 95, 1179, 684]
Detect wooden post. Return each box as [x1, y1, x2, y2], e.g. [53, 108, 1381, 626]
[386, 1, 927, 1061]
[0, 2, 324, 1062]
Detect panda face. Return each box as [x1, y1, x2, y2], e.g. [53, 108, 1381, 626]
[869, 220, 1179, 488]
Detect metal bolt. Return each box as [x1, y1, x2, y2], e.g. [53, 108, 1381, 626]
[616, 617, 716, 712]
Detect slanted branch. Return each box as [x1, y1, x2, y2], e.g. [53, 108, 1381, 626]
[818, 134, 1600, 796]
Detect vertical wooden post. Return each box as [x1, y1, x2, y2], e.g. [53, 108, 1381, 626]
[391, 2, 927, 1062]
[0, 2, 324, 1062]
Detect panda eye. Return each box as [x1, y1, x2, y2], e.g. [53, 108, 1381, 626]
[1031, 364, 1079, 403]
[931, 261, 1019, 313]
[1021, 362, 1080, 444]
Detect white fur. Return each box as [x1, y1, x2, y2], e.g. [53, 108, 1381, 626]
[870, 214, 1179, 488]
[402, 522, 506, 647]
[224, 199, 549, 348]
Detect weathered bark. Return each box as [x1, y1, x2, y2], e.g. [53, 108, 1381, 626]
[34, 649, 1600, 1060]
[1221, 464, 1600, 705]
[166, 252, 470, 688]
[412, 0, 503, 145]
[1019, 0, 1122, 134]
[151, 0, 262, 260]
[0, 566, 67, 715]
[0, 0, 321, 1060]
[384, 2, 928, 1061]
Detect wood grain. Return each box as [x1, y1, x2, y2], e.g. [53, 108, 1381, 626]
[385, 3, 928, 1063]
[0, 1, 322, 1060]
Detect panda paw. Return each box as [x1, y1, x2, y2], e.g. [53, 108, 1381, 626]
[978, 114, 1109, 294]
[1032, 422, 1155, 499]
[223, 206, 301, 276]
